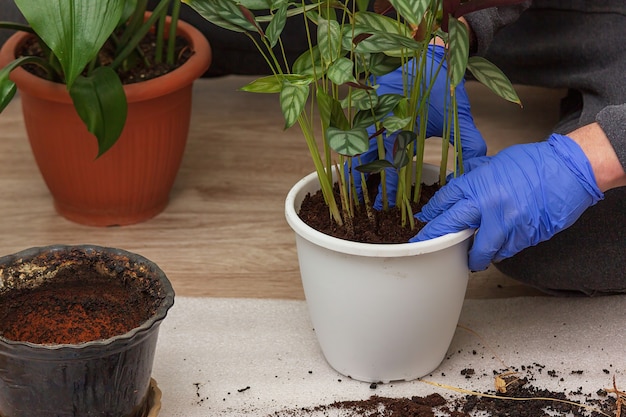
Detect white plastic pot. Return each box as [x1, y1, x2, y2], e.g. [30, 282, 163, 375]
[284, 165, 474, 383]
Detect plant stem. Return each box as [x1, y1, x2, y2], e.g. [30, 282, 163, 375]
[0, 22, 33, 33]
[5, 55, 58, 82]
[452, 90, 463, 177]
[298, 115, 343, 226]
[167, 0, 181, 65]
[155, 12, 166, 63]
[111, 0, 170, 71]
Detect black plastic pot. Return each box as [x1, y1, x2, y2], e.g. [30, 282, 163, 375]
[0, 245, 175, 417]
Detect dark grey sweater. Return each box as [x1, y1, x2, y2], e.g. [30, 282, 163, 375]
[465, 2, 626, 295]
[465, 1, 626, 171]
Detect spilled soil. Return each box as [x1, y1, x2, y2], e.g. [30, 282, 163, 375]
[270, 367, 624, 416]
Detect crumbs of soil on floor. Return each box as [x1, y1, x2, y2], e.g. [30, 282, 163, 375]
[271, 366, 624, 417]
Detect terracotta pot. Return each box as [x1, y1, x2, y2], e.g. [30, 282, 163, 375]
[0, 17, 212, 226]
[285, 165, 474, 383]
[0, 245, 175, 417]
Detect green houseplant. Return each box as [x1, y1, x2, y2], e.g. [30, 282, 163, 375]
[0, 0, 212, 226]
[186, 0, 522, 382]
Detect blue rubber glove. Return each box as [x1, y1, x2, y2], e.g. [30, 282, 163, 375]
[352, 44, 487, 210]
[410, 134, 604, 271]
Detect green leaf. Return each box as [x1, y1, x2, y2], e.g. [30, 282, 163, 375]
[292, 45, 324, 78]
[184, 0, 257, 32]
[391, 131, 416, 169]
[317, 89, 350, 131]
[69, 66, 127, 157]
[266, 1, 287, 48]
[447, 17, 469, 88]
[0, 57, 38, 113]
[353, 11, 409, 36]
[386, 0, 429, 28]
[355, 0, 370, 12]
[326, 126, 369, 157]
[352, 93, 405, 128]
[240, 74, 312, 93]
[391, 96, 410, 120]
[467, 56, 521, 106]
[393, 147, 410, 168]
[15, 0, 125, 88]
[341, 88, 378, 112]
[120, 0, 139, 23]
[396, 130, 417, 148]
[253, 2, 322, 23]
[382, 115, 411, 133]
[368, 53, 403, 76]
[317, 19, 342, 65]
[352, 30, 422, 55]
[355, 159, 394, 174]
[0, 72, 17, 113]
[280, 81, 309, 129]
[239, 0, 272, 9]
[327, 57, 356, 85]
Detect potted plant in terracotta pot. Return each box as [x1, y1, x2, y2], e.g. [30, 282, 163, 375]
[0, 244, 175, 417]
[0, 0, 212, 226]
[185, 0, 522, 383]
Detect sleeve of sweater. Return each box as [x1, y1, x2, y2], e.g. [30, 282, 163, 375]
[596, 105, 626, 171]
[462, 1, 532, 56]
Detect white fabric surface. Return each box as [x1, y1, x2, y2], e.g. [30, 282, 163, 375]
[152, 295, 626, 416]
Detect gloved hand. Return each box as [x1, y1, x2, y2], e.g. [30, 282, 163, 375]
[352, 44, 486, 210]
[410, 133, 604, 271]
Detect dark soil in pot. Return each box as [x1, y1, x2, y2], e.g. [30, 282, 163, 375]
[0, 270, 156, 345]
[18, 32, 193, 85]
[298, 175, 438, 244]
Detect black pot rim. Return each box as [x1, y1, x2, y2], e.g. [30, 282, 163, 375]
[0, 244, 175, 355]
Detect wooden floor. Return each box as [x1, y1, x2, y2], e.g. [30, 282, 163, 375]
[0, 76, 565, 299]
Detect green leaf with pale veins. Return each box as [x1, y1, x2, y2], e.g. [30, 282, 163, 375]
[327, 126, 369, 157]
[240, 74, 312, 94]
[386, 0, 429, 28]
[280, 81, 309, 129]
[184, 0, 257, 33]
[447, 17, 469, 88]
[265, 1, 287, 47]
[317, 89, 350, 131]
[317, 19, 342, 65]
[327, 57, 357, 86]
[467, 56, 521, 106]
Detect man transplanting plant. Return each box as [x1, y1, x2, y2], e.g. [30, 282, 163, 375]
[185, 0, 522, 240]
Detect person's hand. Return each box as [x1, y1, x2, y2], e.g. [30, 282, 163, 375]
[410, 134, 604, 271]
[352, 44, 486, 209]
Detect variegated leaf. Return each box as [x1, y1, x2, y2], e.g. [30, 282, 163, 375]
[280, 81, 309, 129]
[317, 19, 342, 65]
[327, 126, 370, 157]
[184, 0, 257, 32]
[447, 17, 469, 88]
[266, 1, 287, 47]
[386, 0, 429, 28]
[327, 57, 357, 85]
[467, 56, 521, 106]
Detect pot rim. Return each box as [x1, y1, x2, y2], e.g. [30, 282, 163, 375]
[285, 169, 475, 258]
[0, 244, 175, 355]
[0, 14, 212, 104]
